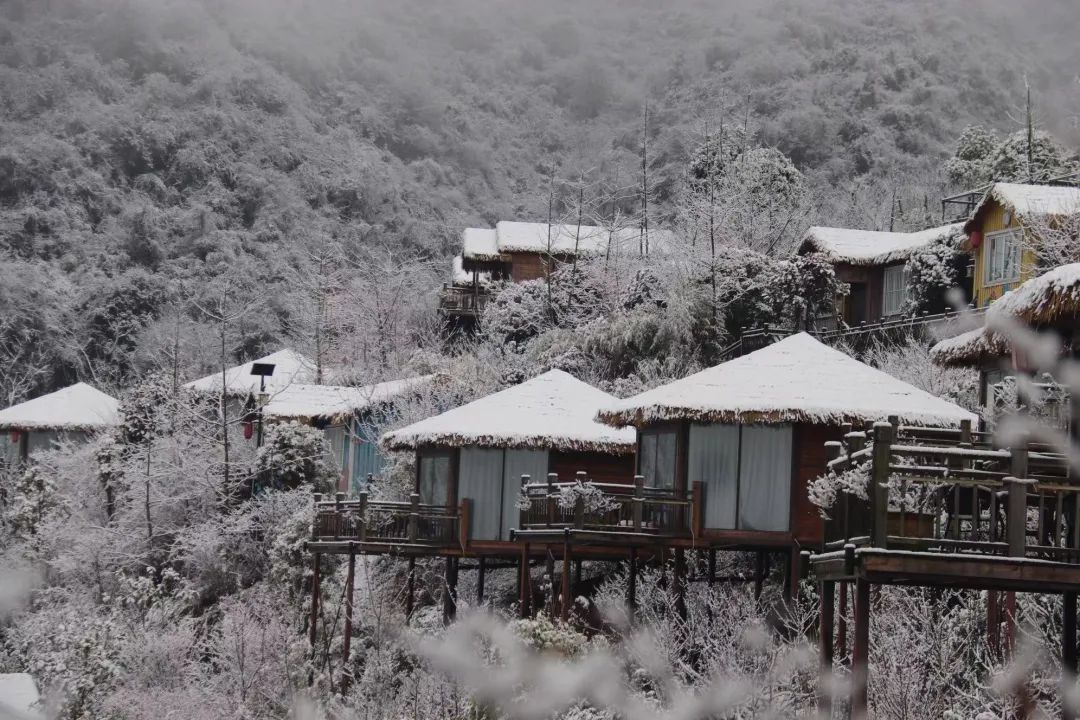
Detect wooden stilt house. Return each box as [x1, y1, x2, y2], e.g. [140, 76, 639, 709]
[0, 383, 119, 465]
[377, 369, 636, 551]
[595, 333, 976, 589]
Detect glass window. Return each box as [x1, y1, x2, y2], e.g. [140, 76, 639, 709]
[985, 230, 1021, 284]
[417, 450, 451, 505]
[882, 264, 910, 317]
[639, 427, 677, 489]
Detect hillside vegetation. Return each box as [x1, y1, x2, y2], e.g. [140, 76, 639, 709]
[1, 0, 1079, 398]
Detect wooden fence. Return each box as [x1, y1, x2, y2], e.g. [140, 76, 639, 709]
[821, 417, 1080, 562]
[313, 492, 462, 547]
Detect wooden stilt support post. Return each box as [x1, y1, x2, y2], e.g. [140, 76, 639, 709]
[405, 556, 416, 623]
[476, 557, 486, 605]
[674, 548, 687, 620]
[851, 578, 871, 720]
[784, 546, 801, 602]
[574, 559, 582, 587]
[837, 581, 849, 663]
[707, 548, 717, 585]
[309, 552, 321, 650]
[627, 546, 638, 619]
[308, 551, 321, 686]
[754, 551, 765, 600]
[1065, 591, 1078, 720]
[988, 590, 1001, 658]
[545, 550, 556, 614]
[442, 556, 458, 625]
[561, 532, 573, 622]
[342, 548, 355, 683]
[519, 543, 531, 618]
[819, 580, 835, 714]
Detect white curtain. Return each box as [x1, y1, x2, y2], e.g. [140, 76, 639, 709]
[502, 449, 549, 539]
[737, 424, 792, 531]
[640, 427, 677, 488]
[323, 425, 347, 477]
[459, 448, 505, 540]
[688, 423, 740, 529]
[418, 451, 451, 506]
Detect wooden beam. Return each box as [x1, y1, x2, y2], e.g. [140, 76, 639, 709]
[1066, 591, 1077, 720]
[561, 536, 573, 622]
[851, 578, 871, 720]
[754, 551, 765, 599]
[342, 549, 355, 683]
[405, 556, 416, 623]
[443, 556, 458, 625]
[519, 543, 531, 618]
[837, 581, 848, 664]
[476, 557, 486, 605]
[674, 548, 687, 620]
[707, 548, 717, 586]
[627, 546, 638, 619]
[818, 580, 835, 715]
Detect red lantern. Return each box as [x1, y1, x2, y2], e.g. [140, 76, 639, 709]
[9, 430, 20, 443]
[242, 421, 254, 440]
[968, 230, 983, 249]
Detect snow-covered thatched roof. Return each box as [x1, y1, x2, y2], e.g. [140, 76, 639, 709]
[0, 383, 119, 431]
[264, 375, 438, 422]
[598, 333, 976, 428]
[382, 369, 636, 454]
[929, 327, 1009, 368]
[184, 349, 316, 397]
[451, 255, 491, 287]
[461, 221, 674, 261]
[964, 182, 1080, 232]
[799, 223, 962, 266]
[985, 263, 1080, 328]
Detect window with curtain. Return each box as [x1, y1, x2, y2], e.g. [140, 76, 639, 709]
[687, 423, 793, 532]
[417, 450, 451, 505]
[985, 229, 1021, 284]
[639, 427, 677, 488]
[502, 449, 549, 539]
[459, 448, 505, 541]
[882, 264, 910, 317]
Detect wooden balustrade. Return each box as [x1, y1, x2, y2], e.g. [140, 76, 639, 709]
[821, 418, 1080, 563]
[312, 490, 461, 546]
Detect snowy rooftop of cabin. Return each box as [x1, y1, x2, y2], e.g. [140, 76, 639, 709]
[451, 254, 491, 286]
[965, 183, 1080, 231]
[461, 221, 674, 260]
[801, 223, 962, 265]
[184, 349, 316, 396]
[599, 333, 977, 428]
[263, 375, 437, 421]
[929, 326, 1009, 367]
[986, 262, 1080, 326]
[382, 369, 636, 454]
[0, 382, 119, 431]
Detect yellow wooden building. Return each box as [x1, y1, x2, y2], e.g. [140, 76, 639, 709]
[962, 182, 1080, 307]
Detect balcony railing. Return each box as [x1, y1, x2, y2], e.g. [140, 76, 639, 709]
[312, 492, 461, 547]
[518, 473, 694, 536]
[821, 419, 1080, 563]
[438, 284, 489, 316]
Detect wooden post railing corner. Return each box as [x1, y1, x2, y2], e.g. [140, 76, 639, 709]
[357, 490, 368, 542]
[459, 498, 472, 549]
[632, 475, 644, 532]
[408, 492, 420, 542]
[691, 480, 704, 535]
[573, 495, 585, 529]
[870, 421, 894, 548]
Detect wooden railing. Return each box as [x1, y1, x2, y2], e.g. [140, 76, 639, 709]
[821, 418, 1080, 563]
[518, 472, 694, 536]
[312, 491, 462, 547]
[438, 285, 489, 316]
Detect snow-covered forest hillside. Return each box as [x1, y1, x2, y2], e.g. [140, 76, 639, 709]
[5, 1, 1080, 719]
[2, 0, 1080, 400]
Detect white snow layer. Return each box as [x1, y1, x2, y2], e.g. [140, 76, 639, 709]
[929, 326, 1007, 366]
[451, 254, 491, 286]
[381, 369, 636, 453]
[0, 674, 42, 719]
[263, 375, 437, 420]
[599, 333, 977, 428]
[460, 221, 673, 260]
[980, 182, 1080, 221]
[801, 223, 963, 265]
[0, 382, 120, 431]
[184, 349, 317, 396]
[986, 262, 1080, 324]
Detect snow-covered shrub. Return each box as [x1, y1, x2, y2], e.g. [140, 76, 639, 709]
[512, 612, 592, 658]
[905, 229, 968, 315]
[557, 480, 620, 514]
[4, 463, 69, 538]
[944, 125, 998, 189]
[808, 461, 870, 517]
[255, 420, 335, 491]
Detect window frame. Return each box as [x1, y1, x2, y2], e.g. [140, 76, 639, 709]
[983, 228, 1022, 286]
[882, 263, 910, 317]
